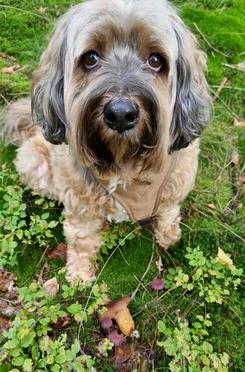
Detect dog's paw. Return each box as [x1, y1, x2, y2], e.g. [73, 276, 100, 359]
[66, 257, 96, 285]
[154, 222, 181, 249]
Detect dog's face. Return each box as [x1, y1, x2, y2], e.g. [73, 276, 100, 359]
[32, 0, 211, 176]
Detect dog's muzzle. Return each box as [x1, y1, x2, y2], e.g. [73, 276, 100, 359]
[103, 98, 139, 133]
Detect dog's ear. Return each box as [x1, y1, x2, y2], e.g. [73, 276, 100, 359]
[169, 16, 211, 152]
[31, 20, 67, 145]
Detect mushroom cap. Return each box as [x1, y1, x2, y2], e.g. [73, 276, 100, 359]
[150, 278, 165, 290]
[102, 296, 130, 319]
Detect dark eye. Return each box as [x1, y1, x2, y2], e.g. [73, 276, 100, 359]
[148, 53, 164, 71]
[82, 51, 100, 70]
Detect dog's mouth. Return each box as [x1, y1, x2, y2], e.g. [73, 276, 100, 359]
[74, 83, 160, 174]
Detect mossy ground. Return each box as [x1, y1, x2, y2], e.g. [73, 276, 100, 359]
[0, 0, 244, 370]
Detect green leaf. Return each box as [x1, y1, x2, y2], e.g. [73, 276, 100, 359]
[55, 353, 67, 364]
[202, 341, 213, 354]
[20, 332, 34, 348]
[23, 359, 32, 372]
[71, 339, 81, 356]
[157, 320, 167, 333]
[201, 354, 211, 366]
[12, 357, 25, 367]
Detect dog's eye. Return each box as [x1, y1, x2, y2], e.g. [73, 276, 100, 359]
[148, 53, 164, 71]
[82, 51, 100, 70]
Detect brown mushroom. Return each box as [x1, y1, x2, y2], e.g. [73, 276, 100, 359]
[100, 296, 135, 336]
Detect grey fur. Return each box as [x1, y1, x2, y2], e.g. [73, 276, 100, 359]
[170, 28, 211, 151]
[31, 37, 68, 145]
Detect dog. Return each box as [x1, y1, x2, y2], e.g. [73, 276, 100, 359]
[1, 0, 211, 284]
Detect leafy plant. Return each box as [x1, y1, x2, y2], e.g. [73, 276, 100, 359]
[0, 165, 62, 267]
[165, 247, 243, 304]
[0, 279, 109, 371]
[158, 315, 229, 371]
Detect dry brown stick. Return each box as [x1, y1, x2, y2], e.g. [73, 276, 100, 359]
[222, 63, 245, 72]
[212, 77, 229, 102]
[193, 22, 229, 58]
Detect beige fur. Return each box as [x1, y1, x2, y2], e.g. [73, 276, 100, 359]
[0, 0, 211, 284]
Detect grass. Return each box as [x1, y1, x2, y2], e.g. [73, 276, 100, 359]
[0, 0, 244, 370]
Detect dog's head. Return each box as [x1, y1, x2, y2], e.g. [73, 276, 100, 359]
[32, 0, 211, 176]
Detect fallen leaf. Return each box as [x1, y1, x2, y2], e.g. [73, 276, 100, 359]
[233, 118, 245, 128]
[115, 344, 133, 364]
[0, 65, 20, 74]
[206, 203, 216, 210]
[0, 315, 12, 333]
[156, 257, 163, 273]
[47, 243, 67, 260]
[0, 52, 16, 61]
[216, 248, 233, 267]
[236, 62, 245, 71]
[0, 269, 16, 292]
[49, 315, 71, 329]
[149, 278, 165, 290]
[239, 176, 245, 185]
[0, 269, 22, 316]
[43, 277, 59, 297]
[231, 150, 239, 165]
[0, 52, 8, 60]
[38, 7, 47, 14]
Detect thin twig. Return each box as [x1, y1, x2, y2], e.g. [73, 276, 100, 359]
[222, 63, 245, 72]
[210, 85, 245, 92]
[212, 77, 229, 102]
[0, 5, 49, 22]
[193, 22, 229, 58]
[131, 242, 155, 300]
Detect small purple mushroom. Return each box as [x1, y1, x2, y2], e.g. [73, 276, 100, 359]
[150, 278, 165, 291]
[107, 330, 125, 346]
[100, 317, 113, 330]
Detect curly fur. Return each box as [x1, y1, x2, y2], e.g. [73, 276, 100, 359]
[0, 0, 211, 283]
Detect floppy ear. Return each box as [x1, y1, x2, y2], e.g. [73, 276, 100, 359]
[169, 17, 211, 152]
[31, 20, 68, 145]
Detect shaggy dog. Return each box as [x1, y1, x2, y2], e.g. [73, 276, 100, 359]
[1, 0, 211, 283]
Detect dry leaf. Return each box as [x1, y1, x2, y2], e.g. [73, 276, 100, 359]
[49, 315, 71, 329]
[206, 203, 216, 210]
[0, 269, 22, 316]
[43, 277, 59, 297]
[38, 7, 47, 14]
[216, 248, 233, 266]
[115, 344, 133, 364]
[0, 315, 12, 333]
[236, 62, 245, 71]
[231, 150, 239, 165]
[156, 257, 163, 273]
[47, 243, 67, 260]
[0, 65, 20, 74]
[239, 175, 245, 185]
[233, 118, 245, 128]
[0, 269, 16, 292]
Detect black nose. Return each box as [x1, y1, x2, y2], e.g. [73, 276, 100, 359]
[103, 99, 139, 132]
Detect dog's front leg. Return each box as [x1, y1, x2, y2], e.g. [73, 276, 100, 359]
[64, 213, 103, 284]
[154, 204, 181, 249]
